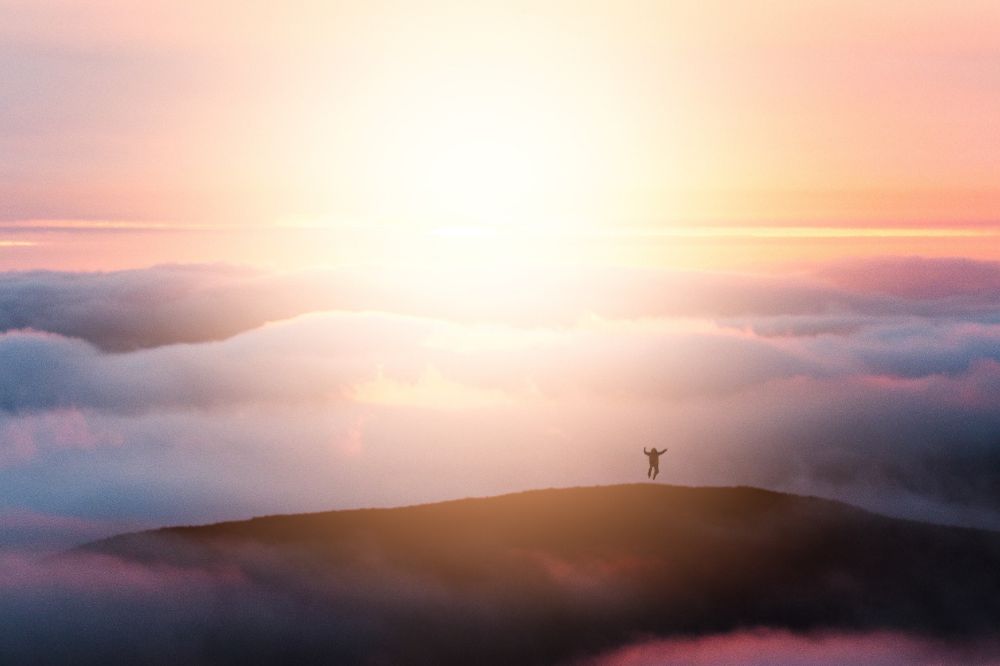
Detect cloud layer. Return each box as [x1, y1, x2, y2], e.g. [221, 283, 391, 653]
[2, 257, 1000, 541]
[4, 257, 1000, 351]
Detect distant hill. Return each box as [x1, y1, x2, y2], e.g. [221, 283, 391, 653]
[82, 484, 1000, 665]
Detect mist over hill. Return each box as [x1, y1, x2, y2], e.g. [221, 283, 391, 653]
[68, 484, 1000, 665]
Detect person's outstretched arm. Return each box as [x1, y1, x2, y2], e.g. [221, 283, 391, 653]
[658, 448, 668, 454]
[643, 447, 649, 454]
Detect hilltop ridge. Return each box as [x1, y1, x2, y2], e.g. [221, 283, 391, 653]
[81, 484, 1000, 665]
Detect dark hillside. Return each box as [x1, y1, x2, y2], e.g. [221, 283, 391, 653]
[82, 485, 1000, 664]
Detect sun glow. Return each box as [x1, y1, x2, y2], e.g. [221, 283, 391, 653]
[377, 92, 597, 226]
[278, 14, 639, 236]
[350, 367, 515, 410]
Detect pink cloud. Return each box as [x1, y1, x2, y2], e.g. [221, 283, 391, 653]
[583, 629, 1000, 666]
[819, 257, 1000, 299]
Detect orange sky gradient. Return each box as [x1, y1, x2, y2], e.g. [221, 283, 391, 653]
[3, 0, 1000, 274]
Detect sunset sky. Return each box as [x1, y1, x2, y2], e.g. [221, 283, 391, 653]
[3, 0, 1000, 556]
[5, 1, 1000, 269]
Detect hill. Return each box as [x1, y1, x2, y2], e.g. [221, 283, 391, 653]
[81, 484, 1000, 664]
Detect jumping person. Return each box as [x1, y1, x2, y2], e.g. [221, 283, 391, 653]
[643, 447, 667, 479]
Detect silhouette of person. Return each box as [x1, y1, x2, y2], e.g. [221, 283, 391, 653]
[643, 447, 667, 479]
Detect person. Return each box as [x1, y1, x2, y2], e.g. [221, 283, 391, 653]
[643, 447, 667, 479]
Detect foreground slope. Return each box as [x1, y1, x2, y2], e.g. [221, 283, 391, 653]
[84, 484, 1000, 664]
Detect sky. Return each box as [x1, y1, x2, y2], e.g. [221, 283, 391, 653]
[2, 0, 1000, 555]
[4, 4, 1000, 662]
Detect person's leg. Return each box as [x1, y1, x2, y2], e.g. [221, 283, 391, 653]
[653, 465, 659, 479]
[647, 465, 652, 478]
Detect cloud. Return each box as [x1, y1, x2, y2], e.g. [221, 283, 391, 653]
[0, 312, 424, 415]
[3, 257, 1000, 542]
[0, 309, 795, 416]
[671, 363, 1000, 528]
[0, 264, 334, 352]
[581, 630, 1000, 666]
[4, 258, 1000, 352]
[4, 297, 1000, 416]
[819, 256, 1000, 300]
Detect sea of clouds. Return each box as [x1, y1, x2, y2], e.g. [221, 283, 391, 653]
[2, 257, 1000, 539]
